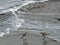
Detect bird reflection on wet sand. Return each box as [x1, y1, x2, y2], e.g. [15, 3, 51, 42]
[42, 39, 47, 45]
[23, 41, 29, 45]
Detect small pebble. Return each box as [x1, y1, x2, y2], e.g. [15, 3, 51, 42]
[55, 18, 60, 21]
[22, 0, 24, 1]
[0, 13, 5, 15]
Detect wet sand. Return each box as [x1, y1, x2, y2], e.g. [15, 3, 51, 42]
[0, 33, 59, 45]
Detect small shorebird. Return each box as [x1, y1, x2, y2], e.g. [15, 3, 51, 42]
[40, 31, 49, 40]
[21, 32, 28, 39]
[40, 31, 58, 43]
[21, 32, 29, 45]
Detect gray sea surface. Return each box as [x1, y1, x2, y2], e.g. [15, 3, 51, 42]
[0, 0, 60, 45]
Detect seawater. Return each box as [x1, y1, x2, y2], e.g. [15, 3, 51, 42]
[0, 0, 60, 44]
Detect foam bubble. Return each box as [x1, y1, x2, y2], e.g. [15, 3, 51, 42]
[0, 32, 5, 37]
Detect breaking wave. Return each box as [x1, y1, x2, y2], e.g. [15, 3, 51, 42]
[0, 0, 48, 37]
